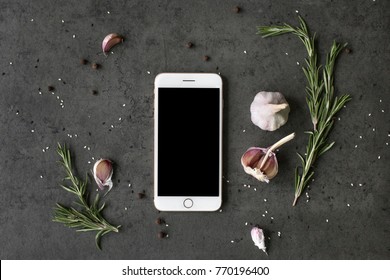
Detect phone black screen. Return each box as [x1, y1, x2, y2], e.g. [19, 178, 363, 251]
[157, 88, 220, 196]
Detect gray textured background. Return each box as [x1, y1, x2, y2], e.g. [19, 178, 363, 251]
[0, 0, 389, 260]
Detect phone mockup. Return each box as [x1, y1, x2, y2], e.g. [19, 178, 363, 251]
[154, 73, 223, 211]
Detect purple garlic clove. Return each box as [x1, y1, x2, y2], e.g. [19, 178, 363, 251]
[93, 159, 113, 194]
[241, 133, 295, 182]
[251, 226, 267, 254]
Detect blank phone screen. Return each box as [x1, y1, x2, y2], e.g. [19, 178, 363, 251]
[157, 87, 221, 196]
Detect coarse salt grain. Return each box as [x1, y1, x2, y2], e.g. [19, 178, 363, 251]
[382, 110, 385, 113]
[265, 210, 268, 214]
[61, 20, 64, 23]
[326, 219, 329, 223]
[166, 224, 169, 227]
[245, 222, 248, 226]
[9, 62, 12, 65]
[72, 34, 76, 38]
[31, 130, 35, 133]
[386, 143, 389, 145]
[87, 147, 90, 150]
[254, 188, 257, 191]
[359, 183, 362, 186]
[285, 52, 288, 55]
[351, 183, 354, 186]
[123, 104, 126, 107]
[359, 136, 362, 139]
[58, 78, 61, 81]
[264, 199, 267, 202]
[128, 183, 131, 187]
[88, 161, 91, 164]
[368, 113, 371, 116]
[226, 180, 230, 183]
[31, 19, 34, 22]
[107, 11, 110, 14]
[42, 149, 45, 152]
[119, 117, 122, 121]
[111, 125, 114, 128]
[347, 204, 350, 207]
[39, 91, 42, 95]
[355, 145, 358, 148]
[147, 71, 151, 74]
[297, 62, 300, 65]
[219, 209, 223, 212]
[243, 129, 246, 132]
[231, 240, 234, 243]
[262, 214, 265, 217]
[40, 175, 43, 178]
[244, 50, 247, 54]
[277, 232, 281, 237]
[378, 156, 381, 159]
[295, 10, 299, 13]
[271, 217, 274, 220]
[46, 147, 49, 150]
[84, 146, 87, 149]
[373, 128, 375, 131]
[124, 207, 127, 210]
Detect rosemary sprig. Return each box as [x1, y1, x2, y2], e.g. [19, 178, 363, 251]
[53, 143, 120, 249]
[257, 16, 351, 206]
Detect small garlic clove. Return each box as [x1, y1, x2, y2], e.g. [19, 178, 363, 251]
[251, 227, 267, 254]
[93, 159, 113, 195]
[102, 33, 124, 53]
[250, 91, 290, 131]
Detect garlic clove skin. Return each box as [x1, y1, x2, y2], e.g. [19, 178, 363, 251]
[250, 91, 290, 131]
[102, 33, 124, 53]
[241, 147, 278, 183]
[251, 227, 267, 254]
[93, 159, 113, 194]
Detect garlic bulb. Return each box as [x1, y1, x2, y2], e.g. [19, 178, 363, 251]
[251, 227, 267, 254]
[241, 133, 295, 182]
[93, 159, 113, 195]
[250, 91, 290, 131]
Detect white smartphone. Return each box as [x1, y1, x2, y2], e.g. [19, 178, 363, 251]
[154, 73, 223, 211]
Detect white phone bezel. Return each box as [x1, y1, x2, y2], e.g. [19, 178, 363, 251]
[154, 73, 223, 211]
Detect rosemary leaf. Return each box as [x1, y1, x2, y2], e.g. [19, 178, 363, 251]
[53, 143, 120, 249]
[257, 16, 351, 206]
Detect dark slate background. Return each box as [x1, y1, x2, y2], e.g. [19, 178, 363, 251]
[0, 0, 389, 259]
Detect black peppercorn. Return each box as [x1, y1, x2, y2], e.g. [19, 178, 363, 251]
[156, 217, 165, 225]
[92, 90, 98, 95]
[80, 59, 88, 65]
[233, 6, 240, 13]
[203, 55, 209, 61]
[344, 48, 352, 54]
[158, 231, 167, 239]
[48, 86, 55, 91]
[137, 192, 145, 199]
[186, 42, 193, 48]
[91, 63, 99, 69]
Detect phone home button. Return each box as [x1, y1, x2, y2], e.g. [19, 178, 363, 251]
[183, 198, 193, 208]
